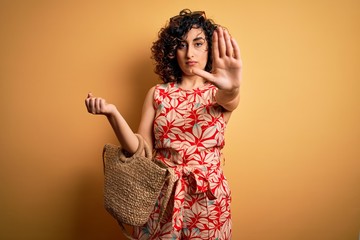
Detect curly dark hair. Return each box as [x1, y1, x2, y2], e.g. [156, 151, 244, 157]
[151, 9, 218, 83]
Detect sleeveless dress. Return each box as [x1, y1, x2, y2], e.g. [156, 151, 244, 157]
[133, 82, 232, 239]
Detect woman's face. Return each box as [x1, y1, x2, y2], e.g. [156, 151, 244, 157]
[176, 27, 208, 77]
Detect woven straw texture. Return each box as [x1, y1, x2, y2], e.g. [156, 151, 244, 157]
[102, 134, 172, 227]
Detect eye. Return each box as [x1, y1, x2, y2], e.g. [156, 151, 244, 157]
[177, 42, 187, 49]
[194, 42, 203, 48]
[194, 39, 206, 49]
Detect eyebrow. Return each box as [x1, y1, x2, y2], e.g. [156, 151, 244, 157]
[180, 37, 206, 43]
[193, 37, 206, 42]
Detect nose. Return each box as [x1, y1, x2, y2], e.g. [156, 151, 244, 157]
[186, 45, 194, 58]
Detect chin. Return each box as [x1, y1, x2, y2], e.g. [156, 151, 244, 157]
[183, 71, 196, 77]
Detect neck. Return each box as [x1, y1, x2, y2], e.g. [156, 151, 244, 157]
[179, 75, 207, 90]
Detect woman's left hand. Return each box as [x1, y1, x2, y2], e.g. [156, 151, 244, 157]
[192, 27, 242, 91]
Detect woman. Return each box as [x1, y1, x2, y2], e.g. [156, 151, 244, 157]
[85, 9, 242, 239]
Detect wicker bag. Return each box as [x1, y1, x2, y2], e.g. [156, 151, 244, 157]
[102, 134, 176, 239]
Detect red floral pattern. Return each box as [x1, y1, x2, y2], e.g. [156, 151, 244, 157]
[133, 82, 232, 239]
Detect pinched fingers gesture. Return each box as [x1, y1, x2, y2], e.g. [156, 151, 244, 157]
[193, 27, 242, 91]
[85, 93, 116, 116]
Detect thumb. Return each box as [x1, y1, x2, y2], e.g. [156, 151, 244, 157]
[87, 92, 93, 98]
[191, 68, 215, 83]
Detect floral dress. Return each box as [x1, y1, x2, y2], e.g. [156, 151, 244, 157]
[133, 82, 232, 239]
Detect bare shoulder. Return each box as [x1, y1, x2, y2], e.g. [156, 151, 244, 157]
[138, 86, 157, 147]
[144, 86, 156, 102]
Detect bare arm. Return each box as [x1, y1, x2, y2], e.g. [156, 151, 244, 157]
[137, 86, 156, 150]
[192, 27, 242, 112]
[85, 89, 155, 154]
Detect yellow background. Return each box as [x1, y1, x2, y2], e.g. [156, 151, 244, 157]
[1, 0, 359, 239]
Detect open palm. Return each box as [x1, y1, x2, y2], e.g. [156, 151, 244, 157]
[193, 27, 242, 91]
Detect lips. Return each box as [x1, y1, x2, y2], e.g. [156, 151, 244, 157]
[186, 61, 197, 66]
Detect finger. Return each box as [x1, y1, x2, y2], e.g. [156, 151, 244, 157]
[100, 99, 107, 113]
[85, 98, 91, 113]
[99, 99, 105, 113]
[85, 93, 94, 112]
[212, 30, 219, 60]
[192, 68, 215, 83]
[85, 93, 92, 111]
[217, 27, 226, 58]
[224, 29, 234, 57]
[231, 37, 241, 60]
[99, 98, 107, 113]
[89, 98, 96, 114]
[95, 98, 102, 114]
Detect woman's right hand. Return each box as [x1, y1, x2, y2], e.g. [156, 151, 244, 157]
[85, 93, 116, 116]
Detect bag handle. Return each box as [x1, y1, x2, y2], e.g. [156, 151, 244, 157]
[118, 134, 152, 162]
